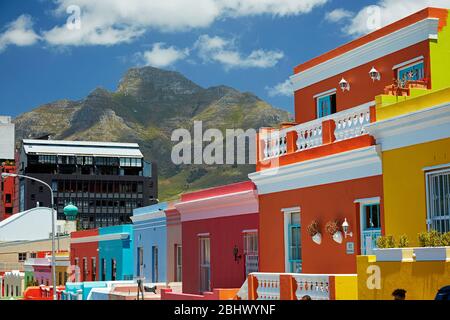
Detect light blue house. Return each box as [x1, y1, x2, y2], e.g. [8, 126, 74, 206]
[98, 224, 134, 281]
[131, 203, 167, 283]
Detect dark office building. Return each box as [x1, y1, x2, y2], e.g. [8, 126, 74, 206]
[19, 139, 157, 230]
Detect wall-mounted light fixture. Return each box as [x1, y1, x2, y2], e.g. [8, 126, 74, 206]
[342, 218, 353, 238]
[233, 245, 242, 262]
[339, 78, 350, 92]
[369, 67, 381, 81]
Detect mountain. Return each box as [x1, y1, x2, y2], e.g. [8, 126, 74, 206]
[13, 67, 291, 200]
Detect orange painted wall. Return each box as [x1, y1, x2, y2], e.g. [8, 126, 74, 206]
[294, 40, 431, 124]
[258, 176, 383, 274]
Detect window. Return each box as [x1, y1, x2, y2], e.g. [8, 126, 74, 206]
[316, 93, 336, 118]
[5, 193, 11, 203]
[243, 232, 259, 276]
[18, 252, 27, 262]
[152, 246, 159, 283]
[359, 201, 382, 255]
[92, 258, 97, 281]
[111, 259, 117, 281]
[83, 258, 88, 282]
[426, 169, 450, 233]
[175, 245, 182, 282]
[397, 61, 425, 83]
[199, 236, 211, 293]
[101, 259, 106, 281]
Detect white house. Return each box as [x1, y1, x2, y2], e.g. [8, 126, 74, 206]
[0, 207, 76, 242]
[2, 270, 25, 298]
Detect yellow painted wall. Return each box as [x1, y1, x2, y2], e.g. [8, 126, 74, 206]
[383, 138, 450, 245]
[430, 10, 450, 91]
[357, 255, 450, 300]
[334, 275, 358, 300]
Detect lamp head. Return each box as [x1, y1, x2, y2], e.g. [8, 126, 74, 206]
[339, 78, 350, 91]
[1, 172, 17, 179]
[369, 67, 381, 81]
[342, 218, 349, 233]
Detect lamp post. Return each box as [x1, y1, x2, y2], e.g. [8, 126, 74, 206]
[1, 172, 58, 300]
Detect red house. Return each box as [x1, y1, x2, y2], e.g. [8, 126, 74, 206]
[175, 181, 259, 294]
[70, 229, 99, 282]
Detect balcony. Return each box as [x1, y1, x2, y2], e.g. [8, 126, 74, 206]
[237, 272, 357, 300]
[257, 103, 376, 170]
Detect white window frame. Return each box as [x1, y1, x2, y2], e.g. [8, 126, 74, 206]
[355, 197, 381, 255]
[282, 207, 301, 273]
[425, 167, 450, 233]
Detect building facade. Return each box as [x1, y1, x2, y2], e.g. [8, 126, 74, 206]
[98, 225, 134, 281]
[132, 203, 168, 283]
[19, 139, 157, 229]
[176, 182, 259, 294]
[70, 229, 100, 282]
[165, 202, 182, 283]
[249, 7, 450, 275]
[0, 115, 17, 221]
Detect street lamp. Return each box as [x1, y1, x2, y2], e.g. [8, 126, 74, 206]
[1, 172, 58, 300]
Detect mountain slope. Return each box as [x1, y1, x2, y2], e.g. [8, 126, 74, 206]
[14, 66, 290, 200]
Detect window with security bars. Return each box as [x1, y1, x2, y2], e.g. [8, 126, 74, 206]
[426, 169, 450, 233]
[243, 232, 258, 276]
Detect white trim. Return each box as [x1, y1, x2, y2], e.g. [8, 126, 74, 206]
[365, 102, 450, 151]
[392, 56, 424, 70]
[313, 88, 336, 99]
[354, 197, 381, 205]
[283, 211, 290, 273]
[131, 211, 166, 223]
[197, 233, 210, 237]
[249, 146, 382, 195]
[70, 233, 129, 244]
[281, 207, 301, 214]
[242, 229, 258, 234]
[290, 18, 438, 91]
[422, 163, 450, 172]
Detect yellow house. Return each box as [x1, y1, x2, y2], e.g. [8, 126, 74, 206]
[367, 87, 450, 245]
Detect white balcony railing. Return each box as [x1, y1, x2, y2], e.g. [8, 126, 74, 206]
[292, 274, 330, 300]
[254, 273, 280, 300]
[260, 103, 373, 161]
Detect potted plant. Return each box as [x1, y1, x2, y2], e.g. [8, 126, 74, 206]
[325, 220, 342, 244]
[373, 235, 414, 262]
[415, 231, 450, 261]
[307, 220, 321, 245]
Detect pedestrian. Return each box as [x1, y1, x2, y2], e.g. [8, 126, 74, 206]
[392, 289, 406, 300]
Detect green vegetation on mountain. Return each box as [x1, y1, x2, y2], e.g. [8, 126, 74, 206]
[14, 67, 290, 200]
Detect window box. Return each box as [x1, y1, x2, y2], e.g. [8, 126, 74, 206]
[373, 248, 414, 262]
[414, 247, 450, 262]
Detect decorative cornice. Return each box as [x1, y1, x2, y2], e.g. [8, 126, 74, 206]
[290, 18, 439, 91]
[176, 190, 259, 222]
[70, 233, 129, 244]
[249, 146, 382, 195]
[131, 211, 166, 223]
[365, 102, 450, 151]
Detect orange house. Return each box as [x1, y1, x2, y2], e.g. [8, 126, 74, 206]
[250, 8, 449, 274]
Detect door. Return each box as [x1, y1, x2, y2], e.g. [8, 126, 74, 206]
[175, 245, 182, 282]
[199, 237, 211, 293]
[152, 246, 158, 283]
[286, 211, 302, 273]
[361, 204, 382, 255]
[137, 247, 144, 278]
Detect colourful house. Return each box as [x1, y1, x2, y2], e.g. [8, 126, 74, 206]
[175, 181, 259, 294]
[131, 203, 168, 283]
[98, 225, 134, 281]
[70, 229, 100, 282]
[249, 7, 450, 275]
[165, 202, 182, 283]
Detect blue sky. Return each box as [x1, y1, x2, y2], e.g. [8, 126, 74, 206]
[0, 0, 446, 117]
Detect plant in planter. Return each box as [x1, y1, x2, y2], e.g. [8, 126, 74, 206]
[398, 235, 409, 248]
[307, 220, 321, 245]
[416, 230, 450, 261]
[325, 220, 343, 244]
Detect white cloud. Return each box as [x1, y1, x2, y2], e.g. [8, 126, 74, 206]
[341, 0, 450, 36]
[266, 79, 293, 97]
[195, 34, 284, 69]
[325, 8, 354, 23]
[0, 15, 40, 52]
[139, 43, 189, 68]
[41, 0, 328, 46]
